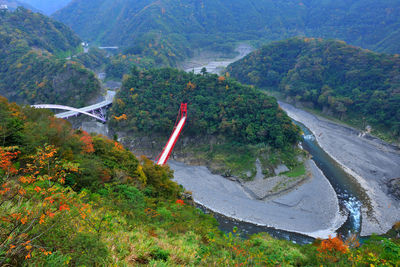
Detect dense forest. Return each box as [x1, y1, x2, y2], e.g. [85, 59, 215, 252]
[109, 67, 303, 178]
[227, 38, 400, 139]
[110, 67, 301, 147]
[0, 8, 101, 106]
[1, 90, 400, 266]
[53, 0, 400, 66]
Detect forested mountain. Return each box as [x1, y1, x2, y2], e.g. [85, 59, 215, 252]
[19, 0, 71, 14]
[110, 67, 302, 177]
[227, 38, 400, 139]
[53, 0, 400, 66]
[0, 8, 101, 106]
[111, 67, 300, 147]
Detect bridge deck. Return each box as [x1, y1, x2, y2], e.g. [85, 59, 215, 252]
[56, 91, 115, 119]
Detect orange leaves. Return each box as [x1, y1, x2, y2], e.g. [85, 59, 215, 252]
[186, 81, 196, 90]
[34, 186, 42, 193]
[0, 147, 20, 174]
[39, 214, 46, 224]
[144, 208, 160, 218]
[79, 203, 91, 219]
[20, 216, 28, 224]
[317, 235, 349, 262]
[80, 131, 95, 153]
[114, 141, 124, 151]
[318, 236, 349, 254]
[218, 76, 226, 82]
[19, 176, 32, 184]
[18, 188, 26, 196]
[113, 114, 127, 121]
[46, 210, 55, 218]
[59, 203, 70, 211]
[1, 144, 80, 261]
[37, 81, 46, 88]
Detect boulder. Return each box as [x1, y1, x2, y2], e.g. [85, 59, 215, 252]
[274, 164, 289, 175]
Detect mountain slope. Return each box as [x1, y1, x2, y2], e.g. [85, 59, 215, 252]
[53, 0, 400, 66]
[110, 67, 302, 178]
[0, 7, 101, 106]
[227, 38, 400, 139]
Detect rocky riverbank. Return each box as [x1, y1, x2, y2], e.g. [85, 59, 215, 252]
[170, 159, 345, 239]
[279, 101, 400, 236]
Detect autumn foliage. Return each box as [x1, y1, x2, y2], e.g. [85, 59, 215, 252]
[80, 131, 95, 153]
[114, 113, 127, 121]
[0, 145, 79, 262]
[317, 235, 349, 262]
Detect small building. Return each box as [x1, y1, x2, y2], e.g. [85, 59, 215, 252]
[0, 4, 8, 10]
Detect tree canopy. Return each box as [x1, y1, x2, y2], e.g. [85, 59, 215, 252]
[228, 38, 400, 138]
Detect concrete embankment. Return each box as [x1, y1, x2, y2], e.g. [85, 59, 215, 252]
[279, 101, 400, 236]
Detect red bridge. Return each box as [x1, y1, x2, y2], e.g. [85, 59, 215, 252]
[156, 103, 187, 165]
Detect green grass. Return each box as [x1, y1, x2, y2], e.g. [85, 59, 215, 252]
[284, 164, 306, 177]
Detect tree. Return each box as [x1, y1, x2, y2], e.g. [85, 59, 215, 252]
[0, 145, 79, 263]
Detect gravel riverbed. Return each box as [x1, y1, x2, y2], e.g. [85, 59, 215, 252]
[169, 159, 346, 239]
[279, 101, 400, 236]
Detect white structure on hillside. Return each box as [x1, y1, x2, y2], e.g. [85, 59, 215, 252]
[0, 4, 8, 10]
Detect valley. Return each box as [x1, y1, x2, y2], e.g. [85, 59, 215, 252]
[1, 1, 399, 265]
[71, 47, 398, 240]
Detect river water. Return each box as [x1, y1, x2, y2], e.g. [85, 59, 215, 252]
[297, 123, 362, 236]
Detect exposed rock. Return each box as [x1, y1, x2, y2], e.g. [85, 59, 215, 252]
[274, 164, 289, 175]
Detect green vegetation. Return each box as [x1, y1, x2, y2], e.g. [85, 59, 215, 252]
[0, 7, 101, 106]
[111, 67, 300, 147]
[74, 47, 109, 71]
[53, 0, 400, 67]
[285, 164, 306, 178]
[109, 67, 302, 178]
[1, 88, 400, 266]
[105, 53, 156, 80]
[228, 38, 400, 140]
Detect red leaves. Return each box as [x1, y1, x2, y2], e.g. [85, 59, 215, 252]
[80, 131, 95, 153]
[175, 199, 185, 206]
[59, 204, 70, 211]
[0, 147, 20, 174]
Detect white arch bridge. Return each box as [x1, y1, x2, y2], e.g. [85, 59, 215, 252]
[32, 91, 115, 123]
